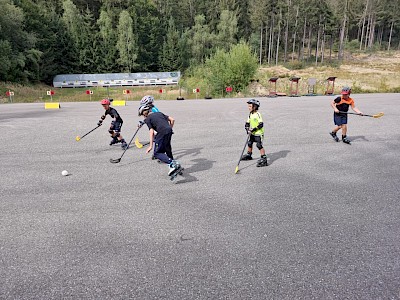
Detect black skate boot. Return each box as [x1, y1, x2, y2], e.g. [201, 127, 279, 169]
[121, 139, 129, 150]
[168, 160, 181, 176]
[329, 132, 339, 142]
[241, 152, 253, 161]
[109, 137, 119, 145]
[256, 155, 268, 167]
[342, 136, 351, 145]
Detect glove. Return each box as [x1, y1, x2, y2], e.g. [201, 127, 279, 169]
[138, 121, 145, 127]
[245, 122, 250, 133]
[97, 120, 103, 126]
[100, 115, 106, 120]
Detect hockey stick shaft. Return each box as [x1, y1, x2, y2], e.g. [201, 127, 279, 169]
[338, 111, 384, 118]
[235, 133, 251, 174]
[110, 126, 141, 163]
[76, 125, 101, 141]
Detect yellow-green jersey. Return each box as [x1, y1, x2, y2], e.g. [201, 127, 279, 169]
[247, 111, 264, 136]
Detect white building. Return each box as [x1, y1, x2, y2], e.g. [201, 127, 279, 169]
[53, 72, 181, 88]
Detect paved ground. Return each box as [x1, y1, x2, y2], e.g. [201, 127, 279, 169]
[1, 94, 399, 299]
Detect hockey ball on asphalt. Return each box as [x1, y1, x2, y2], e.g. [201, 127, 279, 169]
[62, 170, 69, 176]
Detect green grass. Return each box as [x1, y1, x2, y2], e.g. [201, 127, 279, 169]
[0, 84, 185, 103]
[1, 51, 400, 103]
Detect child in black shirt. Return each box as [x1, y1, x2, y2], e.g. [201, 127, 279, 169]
[98, 99, 128, 150]
[138, 104, 182, 176]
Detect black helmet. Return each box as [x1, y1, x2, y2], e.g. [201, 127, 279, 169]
[247, 99, 260, 107]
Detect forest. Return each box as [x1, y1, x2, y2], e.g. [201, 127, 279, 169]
[0, 0, 398, 85]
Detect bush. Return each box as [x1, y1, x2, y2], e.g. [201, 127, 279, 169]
[284, 61, 305, 70]
[389, 86, 400, 93]
[346, 39, 360, 51]
[204, 41, 258, 96]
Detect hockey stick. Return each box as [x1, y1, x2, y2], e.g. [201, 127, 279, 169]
[235, 133, 251, 174]
[128, 137, 149, 148]
[109, 126, 141, 163]
[134, 137, 144, 148]
[135, 138, 150, 148]
[76, 124, 101, 141]
[339, 111, 384, 118]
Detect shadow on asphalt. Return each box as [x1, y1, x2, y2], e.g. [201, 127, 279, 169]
[268, 150, 291, 165]
[349, 135, 369, 142]
[173, 148, 216, 183]
[176, 158, 216, 183]
[233, 150, 291, 173]
[174, 147, 203, 159]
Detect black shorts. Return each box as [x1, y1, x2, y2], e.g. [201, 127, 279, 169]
[112, 121, 123, 132]
[334, 113, 347, 126]
[248, 134, 264, 149]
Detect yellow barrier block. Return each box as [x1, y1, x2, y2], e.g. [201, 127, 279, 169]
[112, 100, 126, 106]
[45, 102, 60, 109]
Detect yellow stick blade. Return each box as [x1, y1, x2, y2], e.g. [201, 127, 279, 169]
[373, 112, 384, 118]
[135, 137, 143, 148]
[235, 166, 239, 174]
[75, 136, 81, 141]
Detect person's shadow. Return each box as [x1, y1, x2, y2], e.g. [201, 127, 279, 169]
[234, 150, 292, 173]
[174, 147, 202, 159]
[349, 135, 369, 142]
[171, 148, 216, 183]
[267, 150, 291, 165]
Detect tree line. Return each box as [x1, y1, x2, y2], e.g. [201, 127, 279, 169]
[0, 0, 398, 84]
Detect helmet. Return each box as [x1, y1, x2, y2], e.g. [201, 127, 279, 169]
[247, 99, 260, 107]
[138, 104, 151, 116]
[140, 95, 155, 105]
[100, 98, 111, 105]
[341, 86, 351, 95]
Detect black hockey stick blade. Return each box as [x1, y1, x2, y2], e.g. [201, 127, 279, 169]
[109, 146, 129, 164]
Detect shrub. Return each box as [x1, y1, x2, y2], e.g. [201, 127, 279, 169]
[284, 61, 305, 70]
[204, 41, 258, 96]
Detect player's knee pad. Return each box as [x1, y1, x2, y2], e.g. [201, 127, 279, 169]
[247, 141, 253, 148]
[256, 142, 263, 150]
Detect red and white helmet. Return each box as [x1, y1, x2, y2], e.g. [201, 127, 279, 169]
[100, 98, 111, 105]
[140, 95, 155, 105]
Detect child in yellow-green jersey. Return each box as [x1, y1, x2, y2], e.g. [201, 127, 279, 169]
[241, 99, 268, 167]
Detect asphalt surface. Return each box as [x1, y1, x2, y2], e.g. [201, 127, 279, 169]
[1, 94, 399, 299]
